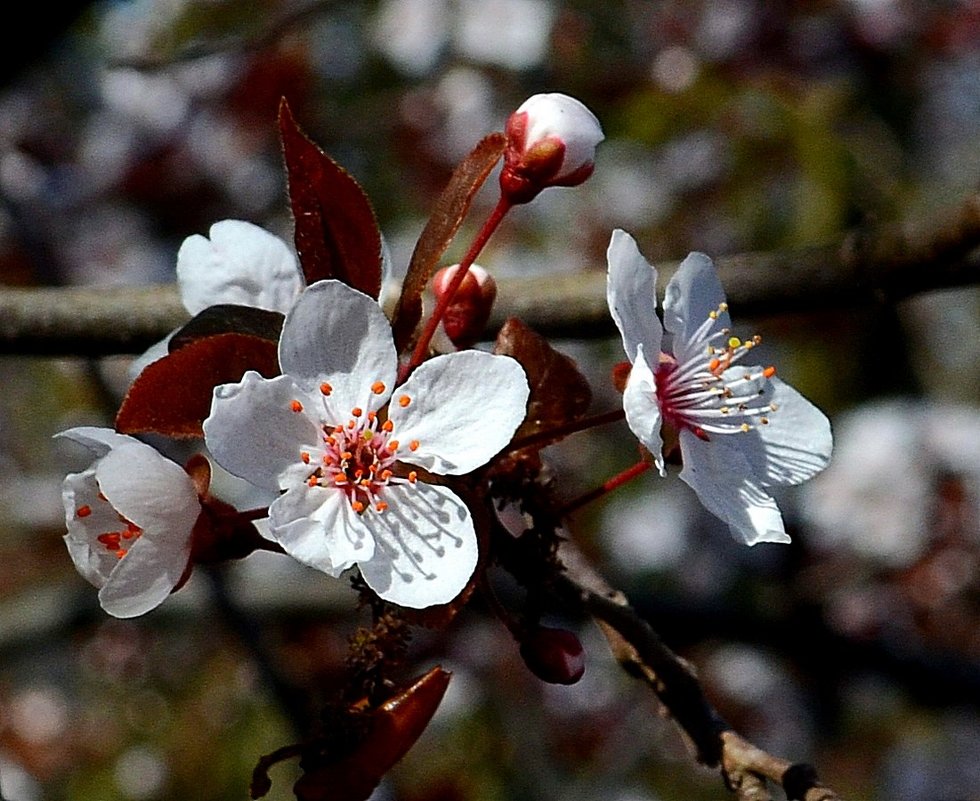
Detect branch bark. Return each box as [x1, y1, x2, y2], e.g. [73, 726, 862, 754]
[1, 189, 978, 355]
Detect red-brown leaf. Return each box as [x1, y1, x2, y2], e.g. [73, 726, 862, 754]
[279, 98, 383, 298]
[494, 317, 592, 446]
[293, 667, 451, 801]
[169, 304, 284, 352]
[116, 333, 280, 438]
[391, 132, 506, 351]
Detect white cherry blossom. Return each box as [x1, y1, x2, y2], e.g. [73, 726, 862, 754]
[131, 220, 304, 375]
[58, 427, 201, 617]
[203, 279, 530, 608]
[607, 229, 832, 545]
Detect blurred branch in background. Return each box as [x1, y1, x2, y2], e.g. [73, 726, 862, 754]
[2, 187, 979, 355]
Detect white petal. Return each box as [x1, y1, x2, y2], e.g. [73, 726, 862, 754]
[606, 229, 662, 363]
[62, 469, 116, 587]
[735, 376, 833, 487]
[97, 528, 192, 618]
[55, 426, 137, 459]
[389, 350, 530, 475]
[678, 430, 790, 546]
[269, 485, 374, 577]
[623, 345, 665, 476]
[278, 280, 397, 414]
[663, 252, 731, 361]
[177, 220, 303, 315]
[358, 482, 477, 609]
[95, 441, 201, 537]
[204, 372, 321, 492]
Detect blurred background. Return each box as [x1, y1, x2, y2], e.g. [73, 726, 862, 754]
[0, 1, 978, 799]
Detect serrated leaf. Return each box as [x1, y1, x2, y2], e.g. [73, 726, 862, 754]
[391, 132, 506, 352]
[169, 304, 284, 352]
[116, 333, 280, 438]
[279, 98, 383, 298]
[493, 317, 592, 447]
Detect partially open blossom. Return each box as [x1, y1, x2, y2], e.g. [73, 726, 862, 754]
[606, 229, 832, 545]
[130, 220, 305, 376]
[500, 93, 604, 204]
[203, 279, 530, 609]
[58, 427, 201, 617]
[432, 263, 497, 348]
[519, 625, 586, 685]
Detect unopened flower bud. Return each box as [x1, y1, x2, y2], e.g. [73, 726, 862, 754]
[518, 625, 586, 685]
[432, 263, 497, 348]
[500, 93, 604, 204]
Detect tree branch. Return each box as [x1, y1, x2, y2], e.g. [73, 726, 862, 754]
[553, 539, 845, 801]
[1, 189, 978, 355]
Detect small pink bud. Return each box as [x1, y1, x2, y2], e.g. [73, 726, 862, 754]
[519, 625, 586, 685]
[432, 264, 497, 348]
[500, 93, 604, 204]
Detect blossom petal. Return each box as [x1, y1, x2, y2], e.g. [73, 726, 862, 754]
[663, 252, 732, 362]
[678, 429, 790, 546]
[95, 441, 200, 537]
[269, 485, 375, 577]
[735, 375, 834, 486]
[204, 372, 321, 492]
[278, 280, 397, 414]
[358, 483, 477, 609]
[606, 229, 662, 363]
[177, 220, 303, 315]
[389, 351, 529, 475]
[62, 469, 117, 587]
[97, 529, 192, 618]
[56, 426, 136, 459]
[622, 345, 665, 476]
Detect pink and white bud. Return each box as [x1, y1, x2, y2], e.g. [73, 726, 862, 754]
[500, 93, 604, 204]
[433, 263, 497, 348]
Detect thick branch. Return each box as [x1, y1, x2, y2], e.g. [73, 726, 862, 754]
[1, 189, 978, 355]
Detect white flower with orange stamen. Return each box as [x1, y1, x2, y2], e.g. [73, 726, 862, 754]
[58, 427, 201, 617]
[203, 279, 530, 609]
[606, 229, 832, 545]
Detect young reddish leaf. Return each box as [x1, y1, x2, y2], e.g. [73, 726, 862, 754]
[116, 333, 280, 438]
[391, 132, 507, 352]
[279, 98, 383, 298]
[293, 667, 451, 801]
[169, 304, 284, 352]
[494, 317, 592, 447]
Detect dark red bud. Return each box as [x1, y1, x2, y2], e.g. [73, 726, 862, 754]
[519, 626, 586, 685]
[432, 264, 497, 348]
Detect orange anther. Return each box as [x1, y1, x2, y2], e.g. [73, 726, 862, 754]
[334, 474, 348, 485]
[351, 500, 365, 513]
[388, 440, 399, 452]
[409, 440, 420, 451]
[347, 420, 356, 429]
[763, 366, 777, 379]
[342, 451, 353, 460]
[708, 358, 721, 373]
[372, 381, 386, 395]
[375, 502, 388, 512]
[352, 407, 363, 417]
[380, 469, 393, 481]
[382, 420, 394, 432]
[308, 476, 318, 487]
[320, 383, 332, 396]
[408, 471, 418, 483]
[301, 451, 310, 464]
[115, 549, 126, 559]
[334, 425, 345, 434]
[367, 411, 377, 422]
[398, 395, 411, 408]
[290, 400, 304, 413]
[76, 505, 92, 518]
[98, 532, 121, 548]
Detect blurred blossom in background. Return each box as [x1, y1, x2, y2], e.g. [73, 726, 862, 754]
[0, 1, 978, 799]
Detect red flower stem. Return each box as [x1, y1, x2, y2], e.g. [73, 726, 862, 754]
[398, 195, 513, 383]
[558, 459, 653, 517]
[507, 408, 625, 452]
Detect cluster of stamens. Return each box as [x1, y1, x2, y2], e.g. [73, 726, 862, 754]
[76, 498, 143, 560]
[290, 380, 420, 514]
[655, 302, 780, 441]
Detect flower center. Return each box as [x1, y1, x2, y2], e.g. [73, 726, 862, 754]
[654, 302, 779, 441]
[76, 499, 143, 560]
[291, 382, 420, 514]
